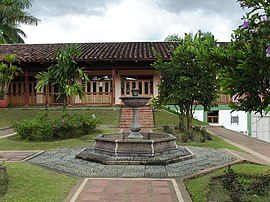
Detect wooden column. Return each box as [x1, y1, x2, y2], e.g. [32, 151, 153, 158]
[112, 68, 116, 106]
[24, 68, 29, 106]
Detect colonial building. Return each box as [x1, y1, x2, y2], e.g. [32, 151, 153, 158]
[0, 42, 268, 143]
[0, 42, 179, 107]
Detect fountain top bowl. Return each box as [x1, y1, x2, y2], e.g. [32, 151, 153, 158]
[119, 96, 151, 108]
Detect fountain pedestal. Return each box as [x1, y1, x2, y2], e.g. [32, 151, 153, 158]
[120, 89, 150, 139]
[129, 107, 143, 138]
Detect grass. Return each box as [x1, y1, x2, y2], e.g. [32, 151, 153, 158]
[0, 108, 204, 128]
[153, 128, 242, 151]
[0, 108, 120, 128]
[179, 135, 243, 151]
[0, 128, 120, 150]
[0, 165, 8, 199]
[0, 163, 77, 202]
[154, 109, 207, 126]
[185, 163, 270, 202]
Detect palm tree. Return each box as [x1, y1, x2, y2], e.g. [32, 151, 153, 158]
[0, 0, 40, 43]
[0, 54, 22, 100]
[36, 45, 89, 113]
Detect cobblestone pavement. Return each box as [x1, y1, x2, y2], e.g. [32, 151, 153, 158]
[29, 146, 235, 178]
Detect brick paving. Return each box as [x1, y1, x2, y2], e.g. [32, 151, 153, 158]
[0, 151, 43, 162]
[69, 178, 181, 202]
[0, 129, 41, 162]
[0, 128, 16, 138]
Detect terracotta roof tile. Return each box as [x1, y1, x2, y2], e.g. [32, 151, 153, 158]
[0, 42, 179, 63]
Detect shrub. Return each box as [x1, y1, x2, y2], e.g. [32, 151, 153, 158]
[221, 166, 246, 202]
[181, 134, 189, 143]
[0, 163, 8, 199]
[13, 112, 101, 141]
[186, 131, 194, 141]
[163, 125, 174, 134]
[13, 118, 53, 141]
[201, 128, 213, 140]
[248, 172, 270, 196]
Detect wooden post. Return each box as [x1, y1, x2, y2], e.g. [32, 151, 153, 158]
[24, 68, 29, 106]
[112, 68, 116, 106]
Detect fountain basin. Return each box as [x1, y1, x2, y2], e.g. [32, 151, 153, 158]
[92, 133, 177, 156]
[76, 133, 195, 165]
[119, 96, 151, 108]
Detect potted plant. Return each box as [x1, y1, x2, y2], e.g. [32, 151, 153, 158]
[0, 54, 21, 108]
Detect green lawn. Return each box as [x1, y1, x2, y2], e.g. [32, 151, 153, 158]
[179, 135, 243, 151]
[154, 109, 207, 126]
[0, 108, 120, 128]
[0, 163, 77, 202]
[153, 127, 242, 151]
[185, 163, 270, 202]
[0, 108, 205, 128]
[0, 128, 120, 150]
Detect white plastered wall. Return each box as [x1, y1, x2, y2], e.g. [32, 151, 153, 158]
[193, 110, 204, 122]
[210, 110, 248, 134]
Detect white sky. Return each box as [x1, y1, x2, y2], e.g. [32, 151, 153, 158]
[21, 0, 246, 44]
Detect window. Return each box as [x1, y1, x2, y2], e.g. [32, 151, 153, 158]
[207, 111, 219, 123]
[231, 115, 239, 125]
[121, 76, 153, 96]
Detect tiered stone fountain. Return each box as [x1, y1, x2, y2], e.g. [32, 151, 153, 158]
[76, 89, 194, 165]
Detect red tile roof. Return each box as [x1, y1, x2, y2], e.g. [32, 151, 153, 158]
[0, 42, 180, 63]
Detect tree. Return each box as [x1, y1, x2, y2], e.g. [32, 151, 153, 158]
[153, 31, 221, 131]
[0, 0, 40, 43]
[164, 34, 181, 42]
[36, 45, 89, 113]
[219, 0, 270, 115]
[0, 54, 22, 100]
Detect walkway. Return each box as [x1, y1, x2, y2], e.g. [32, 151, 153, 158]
[0, 128, 16, 138]
[66, 178, 183, 202]
[0, 128, 43, 162]
[207, 126, 270, 165]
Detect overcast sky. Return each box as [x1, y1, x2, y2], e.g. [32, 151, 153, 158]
[21, 0, 246, 44]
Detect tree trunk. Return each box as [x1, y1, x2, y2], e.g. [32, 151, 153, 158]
[63, 94, 67, 114]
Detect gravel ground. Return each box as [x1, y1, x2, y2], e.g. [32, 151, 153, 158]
[28, 146, 236, 177]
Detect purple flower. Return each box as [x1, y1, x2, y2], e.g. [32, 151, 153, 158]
[266, 46, 270, 57]
[261, 15, 267, 21]
[242, 20, 249, 29]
